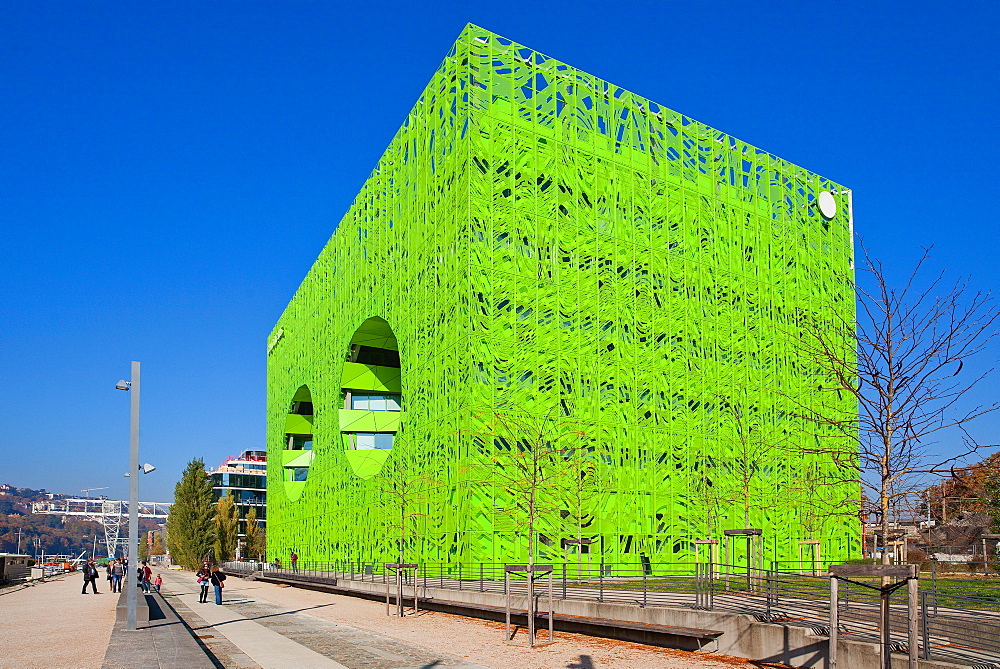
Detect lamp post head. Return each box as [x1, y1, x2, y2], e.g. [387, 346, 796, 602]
[115, 380, 131, 391]
[124, 463, 156, 477]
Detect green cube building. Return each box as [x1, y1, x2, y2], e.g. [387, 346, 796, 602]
[266, 24, 858, 567]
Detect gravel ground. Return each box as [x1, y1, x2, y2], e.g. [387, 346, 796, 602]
[0, 573, 118, 669]
[164, 571, 787, 669]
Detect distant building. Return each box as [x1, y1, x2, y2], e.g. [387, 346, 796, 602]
[0, 553, 31, 584]
[207, 450, 266, 555]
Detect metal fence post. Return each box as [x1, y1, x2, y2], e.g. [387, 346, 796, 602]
[765, 567, 773, 621]
[829, 575, 839, 669]
[599, 563, 604, 602]
[562, 563, 567, 600]
[709, 559, 715, 611]
[480, 563, 484, 593]
[908, 567, 918, 669]
[920, 591, 930, 660]
[642, 567, 647, 607]
[931, 560, 938, 616]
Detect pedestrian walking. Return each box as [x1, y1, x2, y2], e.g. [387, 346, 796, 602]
[140, 561, 152, 593]
[81, 558, 101, 594]
[111, 559, 124, 592]
[290, 551, 298, 573]
[106, 561, 113, 589]
[153, 574, 162, 593]
[196, 561, 212, 603]
[210, 566, 227, 605]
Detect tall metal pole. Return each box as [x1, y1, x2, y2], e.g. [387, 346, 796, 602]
[829, 575, 839, 669]
[127, 361, 141, 631]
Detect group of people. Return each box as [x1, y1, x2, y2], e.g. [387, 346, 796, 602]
[82, 555, 230, 604]
[81, 557, 161, 595]
[196, 561, 227, 604]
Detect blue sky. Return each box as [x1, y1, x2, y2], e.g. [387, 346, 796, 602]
[2, 1, 999, 502]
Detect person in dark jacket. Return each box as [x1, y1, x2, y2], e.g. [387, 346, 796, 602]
[81, 558, 101, 594]
[139, 561, 152, 593]
[210, 566, 227, 605]
[196, 561, 212, 603]
[111, 559, 124, 592]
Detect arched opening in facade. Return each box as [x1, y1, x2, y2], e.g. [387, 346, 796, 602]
[340, 317, 403, 478]
[281, 384, 314, 500]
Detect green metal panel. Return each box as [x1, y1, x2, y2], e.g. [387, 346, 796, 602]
[284, 414, 313, 434]
[266, 24, 859, 566]
[338, 409, 403, 433]
[343, 449, 392, 479]
[340, 363, 402, 393]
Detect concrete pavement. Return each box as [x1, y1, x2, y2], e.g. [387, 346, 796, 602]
[167, 576, 347, 669]
[0, 569, 796, 668]
[0, 573, 117, 669]
[163, 571, 485, 669]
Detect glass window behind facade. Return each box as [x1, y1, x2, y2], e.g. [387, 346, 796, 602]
[350, 432, 394, 450]
[350, 394, 402, 411]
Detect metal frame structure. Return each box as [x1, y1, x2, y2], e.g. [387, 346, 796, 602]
[31, 498, 171, 558]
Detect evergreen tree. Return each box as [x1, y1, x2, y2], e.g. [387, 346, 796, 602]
[984, 470, 1000, 533]
[165, 459, 215, 569]
[214, 492, 239, 563]
[244, 506, 264, 560]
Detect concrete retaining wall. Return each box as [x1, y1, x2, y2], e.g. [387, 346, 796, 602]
[267, 575, 968, 669]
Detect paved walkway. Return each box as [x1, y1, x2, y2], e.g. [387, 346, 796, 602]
[102, 590, 215, 669]
[164, 572, 485, 668]
[0, 573, 117, 669]
[0, 570, 788, 668]
[159, 571, 788, 669]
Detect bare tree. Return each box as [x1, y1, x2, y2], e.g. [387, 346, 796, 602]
[376, 449, 431, 616]
[796, 247, 1000, 564]
[720, 393, 788, 532]
[468, 404, 585, 646]
[557, 438, 607, 578]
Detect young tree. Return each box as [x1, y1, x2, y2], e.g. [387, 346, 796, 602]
[796, 247, 1000, 564]
[559, 443, 602, 578]
[214, 492, 239, 563]
[984, 468, 1000, 533]
[469, 405, 585, 646]
[150, 533, 166, 556]
[244, 506, 264, 561]
[376, 449, 432, 616]
[721, 394, 784, 532]
[165, 458, 216, 569]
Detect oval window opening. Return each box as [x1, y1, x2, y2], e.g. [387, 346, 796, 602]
[282, 385, 314, 500]
[340, 317, 403, 479]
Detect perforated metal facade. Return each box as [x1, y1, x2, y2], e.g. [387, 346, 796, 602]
[266, 24, 859, 566]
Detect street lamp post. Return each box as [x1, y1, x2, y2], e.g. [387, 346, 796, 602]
[116, 361, 140, 631]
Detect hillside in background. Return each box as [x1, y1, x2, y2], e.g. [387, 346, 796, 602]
[0, 484, 159, 557]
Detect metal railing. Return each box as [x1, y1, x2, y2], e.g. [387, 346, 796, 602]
[222, 559, 1000, 666]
